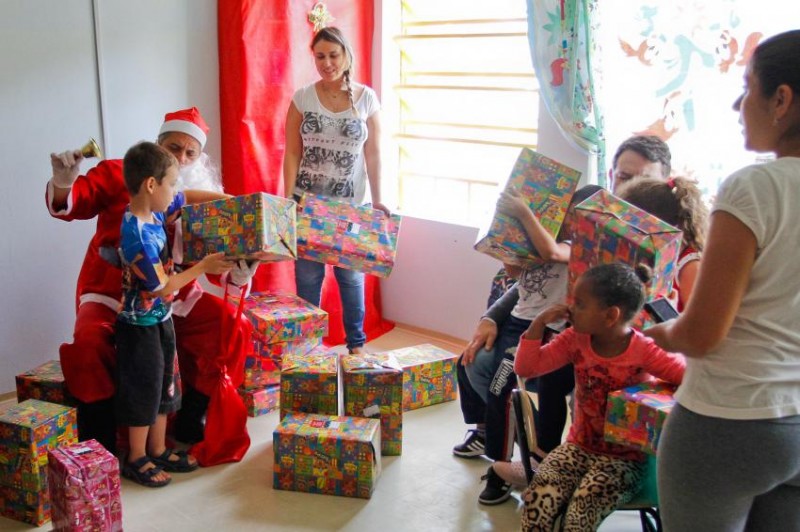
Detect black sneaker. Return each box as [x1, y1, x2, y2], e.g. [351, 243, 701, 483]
[479, 465, 512, 505]
[452, 429, 486, 458]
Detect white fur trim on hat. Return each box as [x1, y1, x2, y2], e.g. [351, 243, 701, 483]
[160, 120, 207, 148]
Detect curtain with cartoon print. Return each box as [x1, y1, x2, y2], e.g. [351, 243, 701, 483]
[526, 0, 606, 185]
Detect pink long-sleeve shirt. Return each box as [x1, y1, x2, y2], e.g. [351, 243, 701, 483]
[515, 328, 686, 461]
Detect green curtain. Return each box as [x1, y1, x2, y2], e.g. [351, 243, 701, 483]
[526, 0, 606, 186]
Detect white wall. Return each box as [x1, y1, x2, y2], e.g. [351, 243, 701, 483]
[0, 0, 219, 393]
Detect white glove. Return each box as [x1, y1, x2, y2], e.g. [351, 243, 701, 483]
[50, 150, 83, 189]
[228, 259, 260, 287]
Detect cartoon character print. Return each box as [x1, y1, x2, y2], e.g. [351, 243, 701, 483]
[517, 263, 562, 304]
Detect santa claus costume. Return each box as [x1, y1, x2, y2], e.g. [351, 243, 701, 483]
[47, 107, 252, 465]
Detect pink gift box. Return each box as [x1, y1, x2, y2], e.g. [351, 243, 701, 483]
[47, 439, 123, 532]
[296, 193, 402, 278]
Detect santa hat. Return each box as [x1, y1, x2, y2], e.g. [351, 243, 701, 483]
[159, 106, 209, 149]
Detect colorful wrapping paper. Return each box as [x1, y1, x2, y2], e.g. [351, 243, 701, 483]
[342, 354, 403, 456]
[474, 148, 582, 267]
[238, 384, 280, 417]
[15, 360, 75, 406]
[382, 344, 459, 411]
[249, 336, 323, 373]
[569, 189, 683, 328]
[604, 381, 677, 455]
[296, 193, 402, 278]
[47, 439, 122, 532]
[243, 293, 329, 344]
[242, 368, 281, 392]
[280, 350, 339, 419]
[273, 413, 381, 498]
[0, 399, 78, 526]
[182, 192, 297, 262]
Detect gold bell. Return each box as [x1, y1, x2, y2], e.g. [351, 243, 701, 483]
[80, 138, 103, 159]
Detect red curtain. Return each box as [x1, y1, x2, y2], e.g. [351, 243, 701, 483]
[217, 0, 394, 345]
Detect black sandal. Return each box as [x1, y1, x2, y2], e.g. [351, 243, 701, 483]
[150, 449, 199, 473]
[122, 456, 171, 488]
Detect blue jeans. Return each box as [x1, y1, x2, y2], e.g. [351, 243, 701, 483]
[295, 259, 366, 350]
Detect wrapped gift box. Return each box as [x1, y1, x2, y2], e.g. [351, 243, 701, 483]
[383, 344, 459, 411]
[249, 336, 323, 373]
[604, 381, 677, 455]
[244, 293, 329, 345]
[273, 413, 381, 499]
[569, 189, 682, 327]
[242, 367, 281, 393]
[280, 350, 338, 419]
[296, 193, 402, 278]
[47, 439, 122, 532]
[15, 360, 75, 406]
[342, 354, 403, 456]
[0, 399, 78, 526]
[238, 384, 280, 417]
[182, 192, 297, 262]
[475, 148, 581, 267]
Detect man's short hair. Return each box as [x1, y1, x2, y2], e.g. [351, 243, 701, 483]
[612, 135, 672, 178]
[123, 141, 178, 195]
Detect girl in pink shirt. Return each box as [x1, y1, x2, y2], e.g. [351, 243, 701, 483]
[515, 263, 685, 531]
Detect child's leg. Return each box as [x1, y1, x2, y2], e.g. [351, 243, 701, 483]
[521, 443, 588, 532]
[562, 452, 645, 531]
[147, 414, 169, 457]
[126, 425, 170, 484]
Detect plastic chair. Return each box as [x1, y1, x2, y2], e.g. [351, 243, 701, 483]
[511, 378, 662, 532]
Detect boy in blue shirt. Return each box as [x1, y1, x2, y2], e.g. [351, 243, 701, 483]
[116, 141, 232, 487]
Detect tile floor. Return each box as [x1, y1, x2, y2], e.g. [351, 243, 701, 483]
[0, 327, 646, 531]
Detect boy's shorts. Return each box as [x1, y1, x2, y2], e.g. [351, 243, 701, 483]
[114, 318, 182, 426]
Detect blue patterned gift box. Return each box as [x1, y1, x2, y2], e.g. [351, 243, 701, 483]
[0, 399, 78, 526]
[182, 192, 297, 262]
[279, 350, 339, 419]
[273, 413, 381, 498]
[342, 353, 404, 456]
[475, 148, 581, 267]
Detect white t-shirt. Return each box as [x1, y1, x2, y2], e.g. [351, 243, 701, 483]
[675, 157, 800, 420]
[511, 262, 569, 324]
[292, 83, 380, 204]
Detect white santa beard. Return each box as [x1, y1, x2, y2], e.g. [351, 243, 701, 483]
[177, 152, 223, 193]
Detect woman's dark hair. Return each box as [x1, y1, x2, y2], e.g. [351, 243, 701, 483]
[750, 30, 800, 141]
[581, 262, 652, 321]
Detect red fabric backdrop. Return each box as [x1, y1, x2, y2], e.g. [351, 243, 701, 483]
[217, 0, 394, 346]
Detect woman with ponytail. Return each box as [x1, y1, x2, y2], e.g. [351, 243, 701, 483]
[283, 26, 388, 354]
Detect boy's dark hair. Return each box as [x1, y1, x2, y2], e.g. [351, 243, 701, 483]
[123, 141, 178, 195]
[581, 262, 652, 321]
[616, 176, 708, 252]
[612, 135, 672, 178]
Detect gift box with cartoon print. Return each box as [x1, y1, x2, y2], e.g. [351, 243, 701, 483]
[604, 381, 677, 455]
[238, 384, 280, 417]
[342, 353, 403, 456]
[474, 148, 581, 267]
[296, 193, 402, 278]
[15, 360, 75, 406]
[243, 293, 329, 345]
[569, 189, 682, 327]
[273, 413, 381, 498]
[47, 439, 123, 532]
[382, 344, 459, 411]
[182, 192, 297, 262]
[279, 350, 338, 419]
[0, 399, 78, 526]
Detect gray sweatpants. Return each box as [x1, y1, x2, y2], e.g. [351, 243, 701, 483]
[658, 404, 800, 532]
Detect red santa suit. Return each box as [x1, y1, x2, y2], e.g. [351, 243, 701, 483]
[47, 156, 252, 465]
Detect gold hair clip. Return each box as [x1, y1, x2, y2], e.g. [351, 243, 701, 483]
[308, 2, 334, 33]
